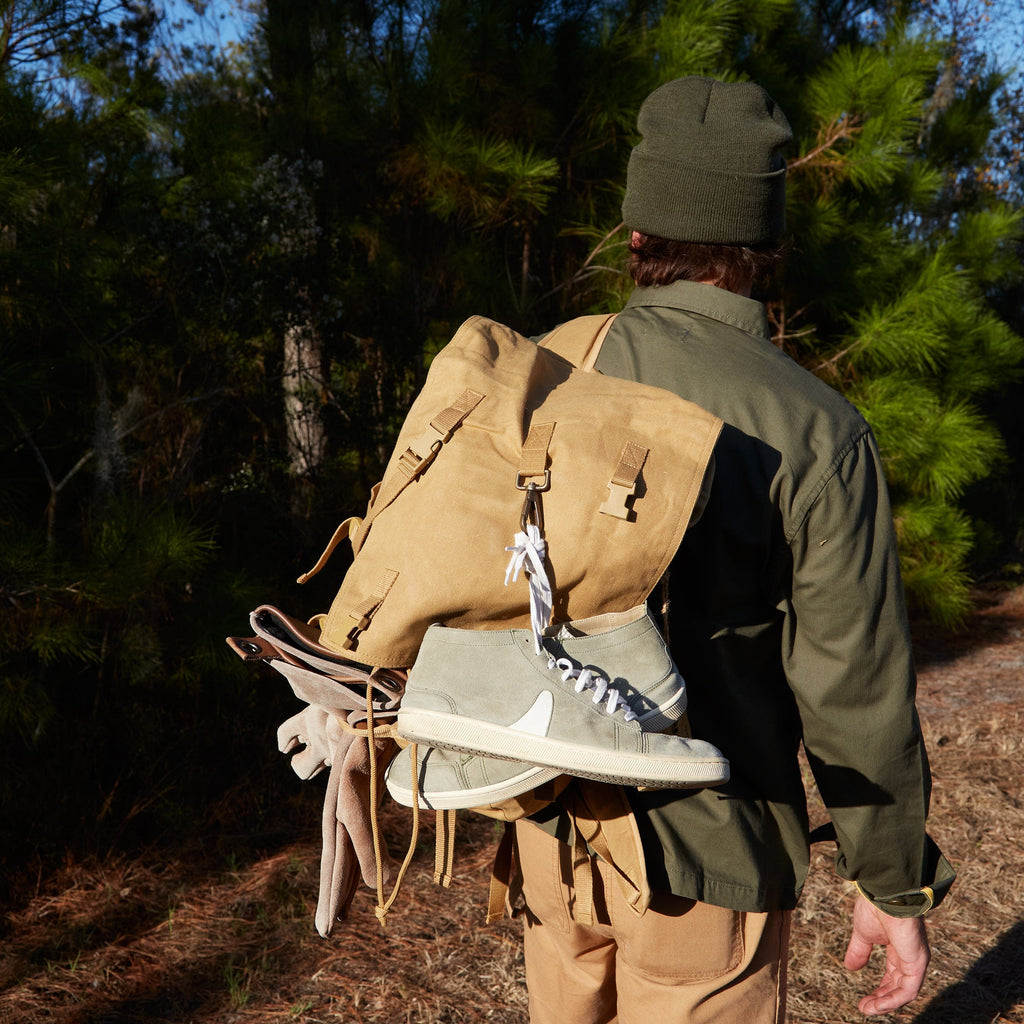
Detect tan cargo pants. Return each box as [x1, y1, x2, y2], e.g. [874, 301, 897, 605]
[514, 821, 791, 1024]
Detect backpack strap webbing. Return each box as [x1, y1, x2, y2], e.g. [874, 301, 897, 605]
[484, 781, 652, 926]
[568, 782, 651, 918]
[519, 421, 556, 485]
[433, 809, 457, 887]
[486, 822, 521, 924]
[396, 388, 485, 481]
[539, 313, 618, 370]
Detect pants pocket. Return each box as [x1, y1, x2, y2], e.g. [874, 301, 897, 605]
[614, 890, 744, 982]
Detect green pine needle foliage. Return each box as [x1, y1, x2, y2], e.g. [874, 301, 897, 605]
[849, 374, 1007, 500]
[890, 498, 975, 629]
[825, 244, 1023, 623]
[3, 0, 1023, 868]
[397, 120, 558, 228]
[777, 16, 1024, 626]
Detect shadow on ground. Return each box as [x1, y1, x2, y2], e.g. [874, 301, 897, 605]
[912, 920, 1024, 1024]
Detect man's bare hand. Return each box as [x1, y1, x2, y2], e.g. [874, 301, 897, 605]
[844, 893, 930, 1016]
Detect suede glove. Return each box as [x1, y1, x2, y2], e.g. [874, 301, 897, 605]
[315, 718, 398, 936]
[277, 703, 349, 780]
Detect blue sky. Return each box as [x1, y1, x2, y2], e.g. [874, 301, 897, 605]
[158, 0, 1021, 87]
[158, 0, 255, 54]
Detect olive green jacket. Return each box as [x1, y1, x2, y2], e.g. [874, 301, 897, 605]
[536, 280, 954, 917]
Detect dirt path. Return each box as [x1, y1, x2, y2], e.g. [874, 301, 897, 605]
[2, 587, 1023, 1024]
[789, 585, 1024, 1024]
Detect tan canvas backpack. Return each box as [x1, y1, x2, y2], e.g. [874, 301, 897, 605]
[298, 314, 722, 666]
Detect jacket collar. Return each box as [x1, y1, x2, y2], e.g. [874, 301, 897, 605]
[624, 281, 770, 341]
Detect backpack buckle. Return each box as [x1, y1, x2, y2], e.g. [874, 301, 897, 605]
[397, 432, 445, 479]
[517, 478, 547, 532]
[599, 480, 637, 520]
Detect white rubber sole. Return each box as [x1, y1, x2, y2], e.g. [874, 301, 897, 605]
[397, 709, 730, 789]
[385, 754, 561, 809]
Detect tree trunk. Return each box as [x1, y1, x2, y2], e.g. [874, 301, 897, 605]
[283, 317, 326, 480]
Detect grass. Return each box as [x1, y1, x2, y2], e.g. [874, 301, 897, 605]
[0, 585, 1022, 1023]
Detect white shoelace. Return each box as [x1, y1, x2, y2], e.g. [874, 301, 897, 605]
[549, 657, 638, 721]
[504, 523, 553, 655]
[504, 524, 636, 720]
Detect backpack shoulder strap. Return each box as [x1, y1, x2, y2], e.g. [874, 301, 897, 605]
[539, 313, 617, 371]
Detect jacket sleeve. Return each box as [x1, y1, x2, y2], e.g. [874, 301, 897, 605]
[783, 430, 955, 917]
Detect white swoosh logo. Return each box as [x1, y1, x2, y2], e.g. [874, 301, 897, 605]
[508, 691, 554, 736]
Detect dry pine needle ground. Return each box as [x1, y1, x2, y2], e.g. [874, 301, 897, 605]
[2, 585, 1023, 1024]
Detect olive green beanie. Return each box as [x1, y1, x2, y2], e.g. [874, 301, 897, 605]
[622, 76, 793, 245]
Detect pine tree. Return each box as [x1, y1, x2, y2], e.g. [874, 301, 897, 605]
[4, 0, 1022, 872]
[758, 12, 1024, 625]
[0, 1, 289, 861]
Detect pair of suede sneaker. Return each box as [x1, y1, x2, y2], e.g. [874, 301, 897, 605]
[386, 606, 729, 810]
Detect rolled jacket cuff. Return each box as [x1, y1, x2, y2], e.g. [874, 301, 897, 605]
[854, 840, 956, 919]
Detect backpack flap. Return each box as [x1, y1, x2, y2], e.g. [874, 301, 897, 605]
[312, 315, 723, 668]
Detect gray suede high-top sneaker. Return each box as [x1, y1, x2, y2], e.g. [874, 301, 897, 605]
[385, 745, 562, 810]
[394, 607, 729, 791]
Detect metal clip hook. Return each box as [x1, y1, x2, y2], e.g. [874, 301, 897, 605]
[519, 482, 544, 533]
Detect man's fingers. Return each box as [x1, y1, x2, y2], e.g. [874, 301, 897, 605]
[843, 932, 873, 972]
[860, 992, 900, 1016]
[858, 973, 924, 1016]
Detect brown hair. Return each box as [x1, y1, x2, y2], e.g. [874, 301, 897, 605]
[627, 232, 783, 291]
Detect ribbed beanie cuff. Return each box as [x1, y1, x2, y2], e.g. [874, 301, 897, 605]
[622, 77, 793, 246]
